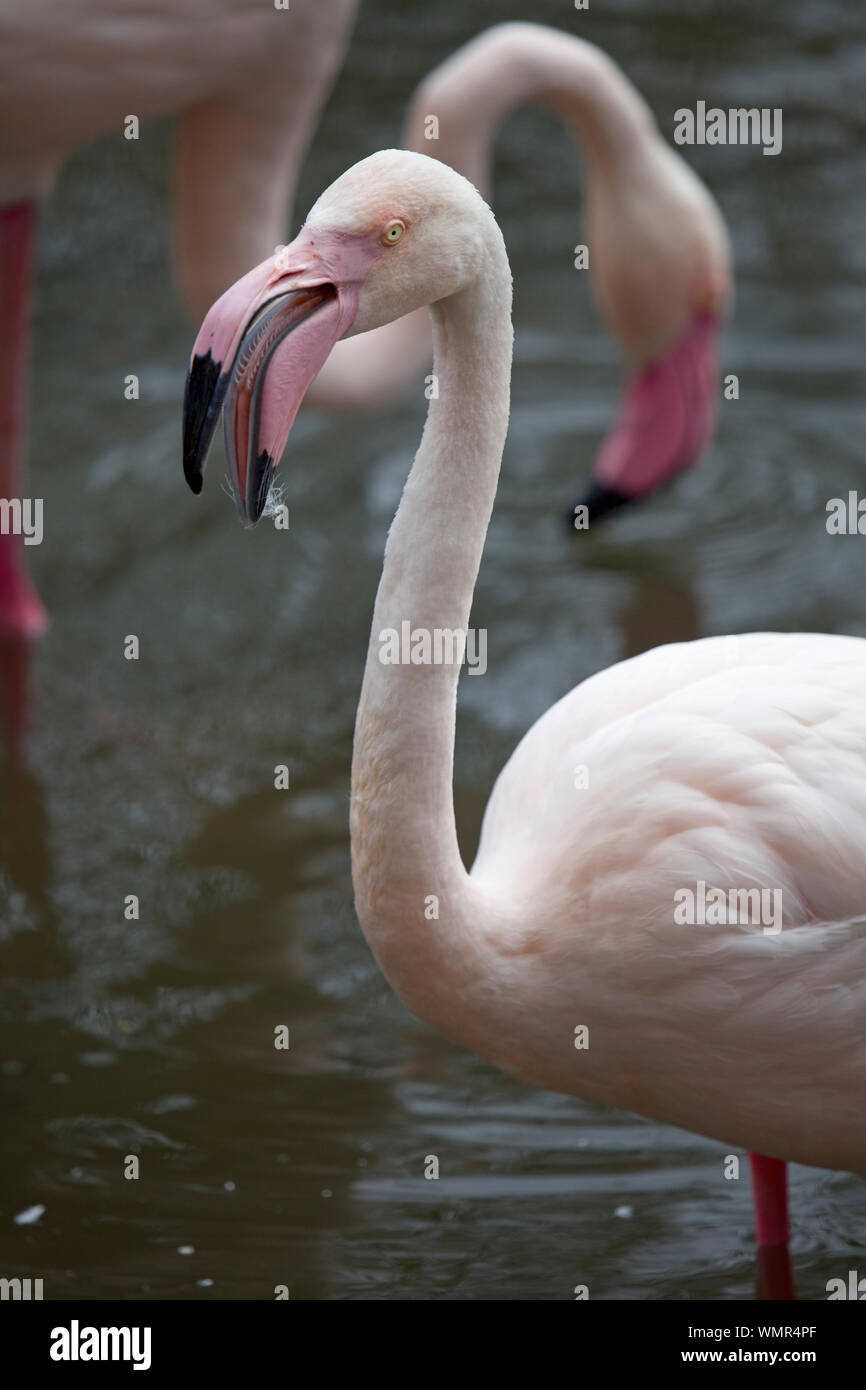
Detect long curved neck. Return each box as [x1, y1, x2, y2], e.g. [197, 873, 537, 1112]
[350, 237, 512, 1021]
[404, 27, 657, 198]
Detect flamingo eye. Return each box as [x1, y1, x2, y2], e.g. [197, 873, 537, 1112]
[381, 220, 405, 245]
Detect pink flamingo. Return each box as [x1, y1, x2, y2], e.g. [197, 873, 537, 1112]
[0, 0, 359, 758]
[313, 23, 732, 527]
[183, 150, 866, 1299]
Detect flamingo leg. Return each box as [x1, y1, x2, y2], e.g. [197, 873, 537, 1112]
[0, 202, 47, 764]
[749, 1152, 795, 1299]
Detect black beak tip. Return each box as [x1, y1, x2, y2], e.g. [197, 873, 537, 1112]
[183, 464, 204, 496]
[244, 450, 276, 528]
[182, 350, 228, 498]
[567, 480, 633, 530]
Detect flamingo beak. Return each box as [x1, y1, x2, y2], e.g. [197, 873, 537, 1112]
[569, 311, 721, 530]
[182, 230, 368, 526]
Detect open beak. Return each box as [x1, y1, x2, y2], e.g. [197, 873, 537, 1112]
[569, 311, 720, 530]
[182, 231, 362, 526]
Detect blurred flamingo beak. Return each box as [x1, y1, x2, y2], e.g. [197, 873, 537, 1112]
[569, 311, 720, 529]
[182, 229, 369, 526]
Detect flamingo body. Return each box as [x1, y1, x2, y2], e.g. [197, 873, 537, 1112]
[469, 630, 866, 1172]
[184, 149, 862, 1297]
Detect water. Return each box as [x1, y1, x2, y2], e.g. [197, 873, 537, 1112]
[1, 0, 864, 1300]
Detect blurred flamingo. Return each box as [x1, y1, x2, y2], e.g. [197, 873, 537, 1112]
[183, 150, 865, 1301]
[0, 0, 359, 758]
[314, 22, 732, 530]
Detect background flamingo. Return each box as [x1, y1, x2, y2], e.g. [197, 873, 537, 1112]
[184, 150, 866, 1300]
[0, 0, 359, 758]
[313, 22, 732, 529]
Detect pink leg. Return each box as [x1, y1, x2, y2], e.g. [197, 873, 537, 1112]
[0, 202, 47, 762]
[749, 1153, 795, 1299]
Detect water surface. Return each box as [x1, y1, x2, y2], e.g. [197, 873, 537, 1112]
[1, 0, 864, 1299]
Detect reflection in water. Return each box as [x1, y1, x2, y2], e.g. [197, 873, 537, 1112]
[569, 535, 703, 659]
[0, 763, 54, 933]
[1, 0, 865, 1300]
[619, 569, 701, 658]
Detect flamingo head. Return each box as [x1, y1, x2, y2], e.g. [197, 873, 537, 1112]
[569, 309, 722, 530]
[182, 149, 493, 527]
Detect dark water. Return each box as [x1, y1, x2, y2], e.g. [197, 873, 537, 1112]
[2, 0, 865, 1299]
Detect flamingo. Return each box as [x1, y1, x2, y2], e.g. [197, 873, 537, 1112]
[313, 22, 732, 530]
[182, 149, 866, 1300]
[0, 0, 359, 757]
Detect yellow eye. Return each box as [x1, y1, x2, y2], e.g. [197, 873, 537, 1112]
[382, 220, 405, 245]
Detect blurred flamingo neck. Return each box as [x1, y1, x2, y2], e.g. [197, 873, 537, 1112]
[408, 30, 655, 193]
[350, 240, 512, 1000]
[523, 34, 655, 174]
